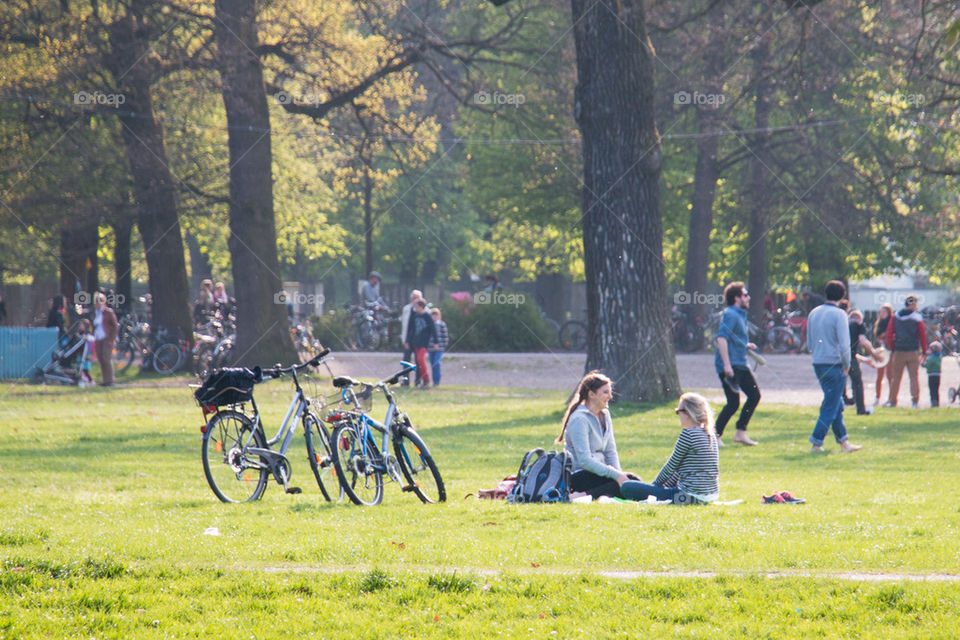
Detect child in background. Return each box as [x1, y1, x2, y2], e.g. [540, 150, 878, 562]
[429, 308, 449, 387]
[923, 341, 942, 407]
[78, 319, 95, 386]
[404, 299, 437, 389]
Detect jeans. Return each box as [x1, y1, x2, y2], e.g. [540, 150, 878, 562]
[430, 349, 444, 386]
[715, 366, 761, 437]
[570, 470, 621, 500]
[811, 364, 849, 446]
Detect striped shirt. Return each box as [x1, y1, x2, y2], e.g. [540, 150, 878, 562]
[433, 320, 449, 351]
[653, 427, 719, 502]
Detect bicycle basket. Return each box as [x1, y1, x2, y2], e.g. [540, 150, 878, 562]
[194, 368, 257, 406]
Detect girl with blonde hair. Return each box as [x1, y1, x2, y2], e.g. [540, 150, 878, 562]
[619, 392, 720, 505]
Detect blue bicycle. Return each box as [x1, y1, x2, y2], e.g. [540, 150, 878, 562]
[326, 362, 446, 506]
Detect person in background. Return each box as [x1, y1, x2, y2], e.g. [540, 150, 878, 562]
[806, 280, 862, 453]
[713, 281, 761, 446]
[0, 292, 7, 325]
[92, 292, 119, 387]
[404, 298, 437, 389]
[873, 303, 894, 408]
[848, 309, 879, 416]
[361, 271, 387, 308]
[884, 295, 927, 408]
[557, 371, 642, 500]
[923, 341, 942, 408]
[400, 289, 424, 386]
[482, 274, 500, 293]
[46, 295, 68, 339]
[213, 282, 229, 305]
[429, 307, 449, 387]
[77, 319, 95, 386]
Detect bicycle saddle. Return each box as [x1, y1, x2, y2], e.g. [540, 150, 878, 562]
[333, 376, 361, 388]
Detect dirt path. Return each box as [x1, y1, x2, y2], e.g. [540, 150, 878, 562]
[322, 351, 959, 408]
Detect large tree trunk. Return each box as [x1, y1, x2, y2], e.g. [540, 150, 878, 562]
[185, 231, 213, 293]
[746, 1, 775, 328]
[682, 30, 726, 324]
[59, 215, 99, 301]
[215, 0, 296, 366]
[106, 12, 193, 341]
[571, 0, 679, 401]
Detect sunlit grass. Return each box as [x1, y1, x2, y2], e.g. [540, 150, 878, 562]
[1, 380, 958, 637]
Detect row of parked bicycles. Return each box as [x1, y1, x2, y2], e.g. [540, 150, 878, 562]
[111, 307, 323, 378]
[194, 350, 444, 506]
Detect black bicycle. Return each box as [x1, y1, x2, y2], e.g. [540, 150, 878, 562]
[195, 349, 341, 503]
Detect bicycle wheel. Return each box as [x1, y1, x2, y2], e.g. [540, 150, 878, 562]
[153, 342, 183, 374]
[768, 327, 793, 354]
[330, 421, 383, 505]
[304, 413, 342, 502]
[194, 344, 215, 379]
[113, 342, 136, 373]
[558, 320, 587, 351]
[202, 410, 269, 503]
[393, 422, 445, 504]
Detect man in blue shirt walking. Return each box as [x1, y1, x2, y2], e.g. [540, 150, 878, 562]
[714, 282, 761, 446]
[806, 280, 863, 453]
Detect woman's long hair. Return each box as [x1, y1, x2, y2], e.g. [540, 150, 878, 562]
[874, 303, 893, 339]
[556, 370, 612, 444]
[677, 392, 716, 439]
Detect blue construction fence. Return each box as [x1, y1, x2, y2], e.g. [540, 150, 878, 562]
[0, 327, 58, 379]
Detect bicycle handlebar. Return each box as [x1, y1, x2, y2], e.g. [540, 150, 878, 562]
[253, 348, 332, 382]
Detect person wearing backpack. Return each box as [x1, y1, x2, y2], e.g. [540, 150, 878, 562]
[557, 371, 642, 499]
[618, 392, 720, 505]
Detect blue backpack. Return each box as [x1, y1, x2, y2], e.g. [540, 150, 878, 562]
[506, 448, 572, 503]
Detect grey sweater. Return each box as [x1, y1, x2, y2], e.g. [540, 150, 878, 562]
[807, 302, 851, 369]
[563, 405, 621, 479]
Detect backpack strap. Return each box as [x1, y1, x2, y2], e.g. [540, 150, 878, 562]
[507, 448, 544, 503]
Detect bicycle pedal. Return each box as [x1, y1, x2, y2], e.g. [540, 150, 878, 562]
[401, 484, 416, 493]
[285, 486, 302, 494]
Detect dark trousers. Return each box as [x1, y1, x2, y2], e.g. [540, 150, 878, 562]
[401, 346, 415, 385]
[570, 470, 620, 500]
[715, 366, 761, 437]
[929, 374, 941, 407]
[849, 359, 867, 414]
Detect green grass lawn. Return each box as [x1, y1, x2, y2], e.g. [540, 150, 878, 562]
[2, 378, 959, 638]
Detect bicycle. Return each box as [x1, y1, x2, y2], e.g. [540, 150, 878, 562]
[326, 361, 445, 506]
[195, 349, 341, 503]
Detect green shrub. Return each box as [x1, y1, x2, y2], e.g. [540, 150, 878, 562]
[311, 310, 354, 352]
[440, 293, 556, 352]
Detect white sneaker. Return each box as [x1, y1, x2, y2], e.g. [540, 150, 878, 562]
[865, 406, 874, 415]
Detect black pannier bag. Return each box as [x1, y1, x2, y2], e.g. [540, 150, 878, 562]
[194, 368, 258, 406]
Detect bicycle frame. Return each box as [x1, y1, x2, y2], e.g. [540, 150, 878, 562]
[339, 386, 399, 477]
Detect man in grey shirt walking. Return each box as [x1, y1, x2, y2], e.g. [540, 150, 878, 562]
[806, 280, 863, 453]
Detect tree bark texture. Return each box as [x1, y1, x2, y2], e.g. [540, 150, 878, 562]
[571, 0, 679, 402]
[106, 12, 193, 340]
[746, 1, 775, 328]
[215, 0, 296, 366]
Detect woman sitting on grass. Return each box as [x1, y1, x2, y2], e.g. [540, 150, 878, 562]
[619, 392, 720, 505]
[558, 371, 642, 499]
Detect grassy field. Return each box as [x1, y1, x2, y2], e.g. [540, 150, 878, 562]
[2, 376, 959, 638]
